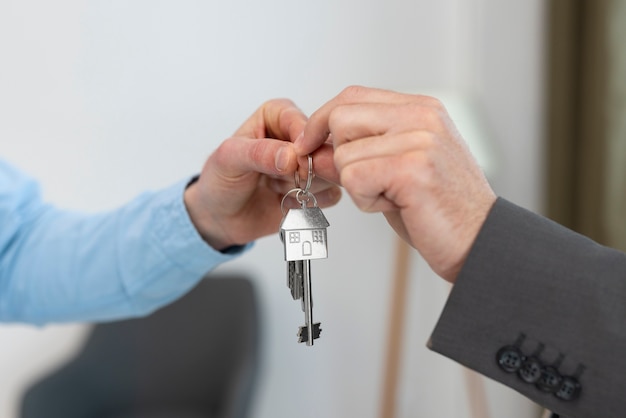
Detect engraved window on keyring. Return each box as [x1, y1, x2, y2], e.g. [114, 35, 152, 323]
[289, 232, 301, 243]
[312, 230, 324, 243]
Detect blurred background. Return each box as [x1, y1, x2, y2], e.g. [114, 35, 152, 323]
[1, 1, 623, 417]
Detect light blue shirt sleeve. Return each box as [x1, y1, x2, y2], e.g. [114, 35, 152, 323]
[0, 159, 252, 324]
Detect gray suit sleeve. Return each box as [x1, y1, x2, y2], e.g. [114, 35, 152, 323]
[429, 198, 626, 418]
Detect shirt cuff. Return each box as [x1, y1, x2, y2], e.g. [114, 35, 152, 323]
[151, 177, 253, 277]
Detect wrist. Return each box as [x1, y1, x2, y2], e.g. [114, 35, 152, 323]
[447, 192, 498, 283]
[183, 178, 233, 251]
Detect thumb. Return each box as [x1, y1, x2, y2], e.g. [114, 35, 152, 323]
[210, 137, 299, 178]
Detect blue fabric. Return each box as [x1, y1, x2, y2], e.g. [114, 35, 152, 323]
[0, 159, 250, 324]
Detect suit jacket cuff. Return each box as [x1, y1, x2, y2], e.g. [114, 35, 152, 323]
[428, 197, 626, 417]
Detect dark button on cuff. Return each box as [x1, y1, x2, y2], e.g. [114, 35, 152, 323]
[496, 337, 583, 403]
[537, 365, 563, 393]
[518, 356, 543, 383]
[496, 346, 524, 373]
[556, 376, 581, 401]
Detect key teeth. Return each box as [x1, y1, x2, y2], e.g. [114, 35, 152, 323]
[297, 322, 322, 343]
[287, 260, 304, 300]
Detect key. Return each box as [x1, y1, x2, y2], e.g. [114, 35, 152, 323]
[280, 203, 329, 346]
[287, 260, 303, 300]
[287, 260, 319, 344]
[297, 258, 321, 344]
[279, 154, 329, 346]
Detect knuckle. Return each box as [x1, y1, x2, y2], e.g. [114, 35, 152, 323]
[338, 85, 367, 102]
[333, 143, 347, 166]
[263, 97, 294, 108]
[408, 129, 437, 148]
[405, 99, 448, 131]
[339, 163, 357, 189]
[262, 98, 297, 123]
[248, 139, 270, 164]
[404, 151, 437, 190]
[340, 165, 377, 213]
[421, 95, 446, 111]
[213, 138, 235, 161]
[327, 105, 349, 136]
[210, 138, 243, 174]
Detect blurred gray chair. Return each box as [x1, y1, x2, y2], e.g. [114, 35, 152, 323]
[20, 274, 260, 418]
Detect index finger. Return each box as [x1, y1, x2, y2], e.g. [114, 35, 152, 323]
[236, 98, 308, 143]
[263, 99, 308, 143]
[295, 86, 412, 156]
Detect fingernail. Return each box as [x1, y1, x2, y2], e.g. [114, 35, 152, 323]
[275, 146, 290, 172]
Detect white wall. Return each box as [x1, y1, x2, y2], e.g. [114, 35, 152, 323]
[0, 1, 545, 417]
[466, 0, 547, 213]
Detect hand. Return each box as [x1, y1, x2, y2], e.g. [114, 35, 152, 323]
[296, 86, 496, 282]
[184, 98, 341, 250]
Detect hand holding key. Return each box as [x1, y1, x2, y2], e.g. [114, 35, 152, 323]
[296, 86, 496, 283]
[184, 99, 340, 251]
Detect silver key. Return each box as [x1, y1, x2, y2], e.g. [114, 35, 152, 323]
[280, 204, 329, 346]
[287, 260, 303, 300]
[297, 258, 321, 344]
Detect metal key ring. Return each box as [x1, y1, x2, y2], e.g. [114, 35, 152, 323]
[294, 154, 314, 194]
[280, 187, 318, 215]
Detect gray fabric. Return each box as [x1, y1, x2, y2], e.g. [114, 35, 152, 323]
[429, 198, 626, 418]
[20, 275, 260, 418]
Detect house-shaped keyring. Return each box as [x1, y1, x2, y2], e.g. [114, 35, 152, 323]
[280, 206, 330, 261]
